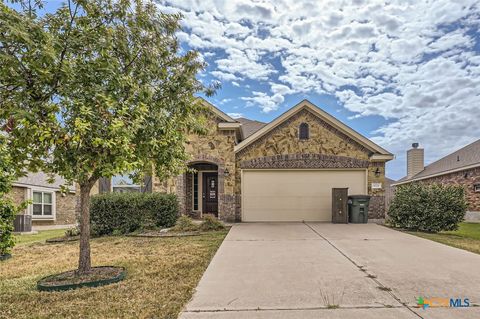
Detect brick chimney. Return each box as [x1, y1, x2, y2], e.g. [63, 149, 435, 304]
[407, 143, 424, 178]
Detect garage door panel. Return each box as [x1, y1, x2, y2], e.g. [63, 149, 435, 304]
[242, 170, 366, 222]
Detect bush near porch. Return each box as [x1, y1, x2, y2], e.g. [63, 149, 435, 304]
[388, 183, 467, 233]
[90, 193, 178, 236]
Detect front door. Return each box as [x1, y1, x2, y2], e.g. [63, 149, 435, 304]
[202, 173, 218, 216]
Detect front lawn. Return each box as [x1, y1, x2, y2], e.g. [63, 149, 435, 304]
[0, 231, 228, 318]
[14, 229, 67, 245]
[408, 222, 480, 255]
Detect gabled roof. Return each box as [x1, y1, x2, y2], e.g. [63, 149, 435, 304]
[394, 139, 480, 185]
[236, 117, 267, 138]
[14, 171, 75, 192]
[234, 99, 393, 158]
[199, 98, 237, 123]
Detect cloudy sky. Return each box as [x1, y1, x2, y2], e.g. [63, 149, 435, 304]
[25, 0, 480, 179]
[154, 0, 480, 180]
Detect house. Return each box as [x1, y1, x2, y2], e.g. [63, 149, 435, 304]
[393, 141, 480, 221]
[94, 99, 394, 222]
[10, 172, 77, 227]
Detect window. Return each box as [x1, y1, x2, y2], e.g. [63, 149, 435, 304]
[299, 122, 309, 140]
[474, 184, 480, 193]
[32, 190, 54, 218]
[193, 172, 199, 210]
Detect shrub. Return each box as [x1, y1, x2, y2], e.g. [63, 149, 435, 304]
[90, 192, 178, 236]
[172, 216, 199, 232]
[199, 215, 225, 231]
[388, 183, 467, 232]
[0, 199, 16, 256]
[65, 226, 80, 237]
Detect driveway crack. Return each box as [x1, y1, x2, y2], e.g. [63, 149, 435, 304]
[303, 222, 423, 319]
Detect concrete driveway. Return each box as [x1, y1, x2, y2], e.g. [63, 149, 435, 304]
[180, 223, 480, 319]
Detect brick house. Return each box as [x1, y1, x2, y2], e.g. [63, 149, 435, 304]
[393, 141, 480, 222]
[10, 172, 77, 227]
[94, 99, 394, 222]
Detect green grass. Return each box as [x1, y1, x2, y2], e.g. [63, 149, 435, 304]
[1, 230, 228, 319]
[408, 222, 480, 255]
[14, 229, 67, 245]
[442, 222, 480, 240]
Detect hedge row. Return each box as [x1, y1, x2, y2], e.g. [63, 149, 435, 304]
[388, 183, 467, 233]
[90, 192, 178, 236]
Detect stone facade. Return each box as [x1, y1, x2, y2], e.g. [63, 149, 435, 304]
[100, 104, 391, 222]
[417, 167, 480, 212]
[8, 186, 77, 226]
[235, 109, 388, 220]
[153, 114, 238, 222]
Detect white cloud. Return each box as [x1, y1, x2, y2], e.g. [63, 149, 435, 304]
[211, 71, 240, 81]
[220, 98, 233, 105]
[241, 91, 285, 113]
[156, 0, 480, 178]
[227, 112, 243, 118]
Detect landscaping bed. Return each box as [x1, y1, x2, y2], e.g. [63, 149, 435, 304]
[0, 253, 11, 261]
[127, 230, 201, 238]
[46, 236, 80, 243]
[37, 266, 126, 292]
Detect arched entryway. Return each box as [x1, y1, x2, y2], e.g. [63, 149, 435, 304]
[185, 161, 220, 218]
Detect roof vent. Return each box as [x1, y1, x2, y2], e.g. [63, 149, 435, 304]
[412, 142, 419, 149]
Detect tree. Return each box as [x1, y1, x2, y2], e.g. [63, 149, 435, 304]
[0, 135, 23, 257]
[0, 0, 215, 273]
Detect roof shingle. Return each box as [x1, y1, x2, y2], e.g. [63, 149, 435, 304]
[398, 139, 480, 183]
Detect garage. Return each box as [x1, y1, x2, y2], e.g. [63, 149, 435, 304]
[242, 169, 367, 222]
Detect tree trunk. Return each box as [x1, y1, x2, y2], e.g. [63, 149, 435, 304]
[78, 182, 94, 274]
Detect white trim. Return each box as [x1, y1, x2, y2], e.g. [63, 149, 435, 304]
[234, 100, 393, 157]
[28, 187, 56, 220]
[218, 123, 241, 129]
[370, 154, 395, 161]
[191, 172, 200, 212]
[392, 162, 480, 186]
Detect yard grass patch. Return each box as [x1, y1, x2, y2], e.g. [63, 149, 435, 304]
[1, 230, 228, 319]
[407, 222, 480, 255]
[14, 229, 67, 245]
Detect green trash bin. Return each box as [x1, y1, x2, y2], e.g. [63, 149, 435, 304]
[348, 195, 371, 223]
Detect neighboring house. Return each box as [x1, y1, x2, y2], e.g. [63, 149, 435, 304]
[10, 172, 77, 226]
[93, 99, 394, 222]
[112, 179, 141, 193]
[393, 141, 480, 221]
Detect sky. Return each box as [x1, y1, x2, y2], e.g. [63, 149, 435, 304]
[19, 0, 480, 180]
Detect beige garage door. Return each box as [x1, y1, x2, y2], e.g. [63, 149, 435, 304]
[242, 170, 367, 222]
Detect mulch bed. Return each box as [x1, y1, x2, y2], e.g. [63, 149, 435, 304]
[46, 236, 80, 243]
[0, 253, 12, 261]
[127, 231, 201, 238]
[37, 266, 126, 292]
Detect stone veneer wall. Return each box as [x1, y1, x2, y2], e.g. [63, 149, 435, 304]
[367, 161, 386, 219]
[418, 167, 480, 212]
[153, 114, 237, 222]
[235, 109, 388, 221]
